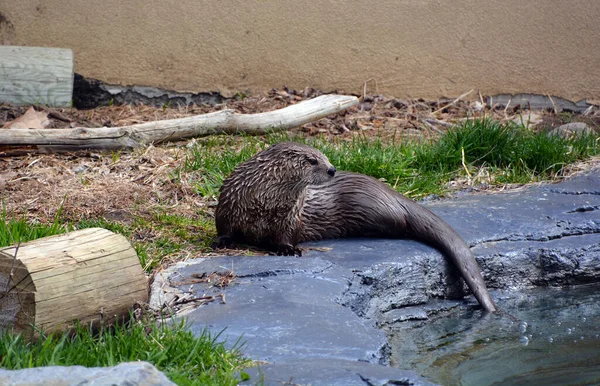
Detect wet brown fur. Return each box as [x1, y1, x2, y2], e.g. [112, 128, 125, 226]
[215, 142, 497, 312]
[215, 142, 337, 256]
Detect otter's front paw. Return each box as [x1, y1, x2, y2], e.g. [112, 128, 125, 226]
[212, 236, 235, 250]
[276, 244, 302, 256]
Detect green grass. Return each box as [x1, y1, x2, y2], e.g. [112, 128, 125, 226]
[0, 206, 69, 247]
[0, 212, 247, 385]
[75, 211, 217, 272]
[1, 205, 217, 273]
[2, 117, 598, 385]
[183, 118, 600, 198]
[183, 136, 269, 198]
[0, 319, 248, 386]
[1, 211, 213, 273]
[422, 119, 599, 184]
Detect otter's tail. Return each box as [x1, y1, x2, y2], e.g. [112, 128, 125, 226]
[402, 199, 497, 312]
[301, 171, 497, 312]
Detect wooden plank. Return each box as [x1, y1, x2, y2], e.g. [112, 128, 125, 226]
[0, 45, 74, 107]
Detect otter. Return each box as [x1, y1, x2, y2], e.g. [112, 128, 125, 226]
[214, 142, 497, 313]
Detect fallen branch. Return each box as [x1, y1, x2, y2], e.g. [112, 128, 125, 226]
[0, 94, 358, 153]
[433, 89, 474, 115]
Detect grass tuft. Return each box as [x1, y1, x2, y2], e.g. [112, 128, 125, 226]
[183, 118, 600, 198]
[0, 318, 247, 385]
[0, 207, 69, 248]
[183, 136, 269, 198]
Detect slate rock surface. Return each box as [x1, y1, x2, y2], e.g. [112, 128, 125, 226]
[150, 169, 600, 385]
[4, 170, 597, 386]
[240, 358, 438, 386]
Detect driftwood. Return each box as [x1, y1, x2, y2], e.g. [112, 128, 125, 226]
[0, 228, 147, 338]
[0, 94, 358, 153]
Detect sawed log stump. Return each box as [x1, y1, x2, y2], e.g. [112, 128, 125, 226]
[0, 228, 148, 337]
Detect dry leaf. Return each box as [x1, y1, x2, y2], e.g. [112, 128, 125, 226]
[3, 107, 50, 129]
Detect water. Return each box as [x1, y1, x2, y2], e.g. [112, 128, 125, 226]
[386, 285, 600, 386]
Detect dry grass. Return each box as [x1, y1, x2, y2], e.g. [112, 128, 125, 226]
[1, 146, 191, 223]
[1, 89, 599, 271]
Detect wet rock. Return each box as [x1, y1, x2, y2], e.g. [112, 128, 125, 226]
[240, 358, 438, 386]
[163, 255, 390, 364]
[150, 169, 600, 386]
[386, 285, 600, 385]
[0, 362, 175, 386]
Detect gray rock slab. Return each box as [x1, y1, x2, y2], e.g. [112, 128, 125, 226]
[548, 122, 595, 138]
[424, 185, 600, 244]
[486, 94, 594, 113]
[172, 256, 388, 364]
[150, 169, 600, 386]
[240, 358, 437, 386]
[0, 362, 175, 386]
[300, 239, 466, 320]
[542, 169, 600, 194]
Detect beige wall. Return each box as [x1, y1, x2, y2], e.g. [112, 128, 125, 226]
[2, 1, 599, 100]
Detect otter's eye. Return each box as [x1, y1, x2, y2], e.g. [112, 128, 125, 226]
[307, 158, 318, 165]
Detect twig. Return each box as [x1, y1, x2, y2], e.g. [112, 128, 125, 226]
[420, 119, 443, 134]
[433, 89, 474, 115]
[362, 78, 378, 102]
[461, 147, 472, 184]
[173, 293, 225, 306]
[423, 118, 453, 128]
[548, 95, 558, 114]
[503, 99, 512, 115]
[46, 110, 72, 122]
[4, 241, 20, 294]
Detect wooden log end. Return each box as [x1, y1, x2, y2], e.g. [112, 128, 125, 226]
[0, 228, 148, 338]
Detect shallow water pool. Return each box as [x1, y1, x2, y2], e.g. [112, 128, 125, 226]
[387, 285, 600, 386]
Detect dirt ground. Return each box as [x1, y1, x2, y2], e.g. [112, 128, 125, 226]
[1, 89, 599, 266]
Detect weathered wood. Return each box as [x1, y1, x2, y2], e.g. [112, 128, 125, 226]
[0, 46, 74, 107]
[0, 94, 359, 153]
[0, 228, 147, 337]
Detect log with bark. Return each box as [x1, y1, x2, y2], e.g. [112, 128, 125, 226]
[0, 94, 358, 153]
[0, 228, 148, 338]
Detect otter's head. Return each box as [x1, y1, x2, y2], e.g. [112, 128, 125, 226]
[257, 142, 336, 186]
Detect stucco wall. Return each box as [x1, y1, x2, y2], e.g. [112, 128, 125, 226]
[1, 1, 599, 100]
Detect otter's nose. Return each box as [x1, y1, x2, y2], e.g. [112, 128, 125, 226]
[327, 166, 336, 176]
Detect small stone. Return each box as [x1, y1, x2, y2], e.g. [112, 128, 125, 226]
[512, 112, 543, 127]
[0, 362, 176, 386]
[73, 164, 88, 174]
[548, 122, 594, 138]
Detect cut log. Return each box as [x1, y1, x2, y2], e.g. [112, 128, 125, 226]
[0, 94, 359, 153]
[0, 46, 74, 107]
[0, 228, 147, 338]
